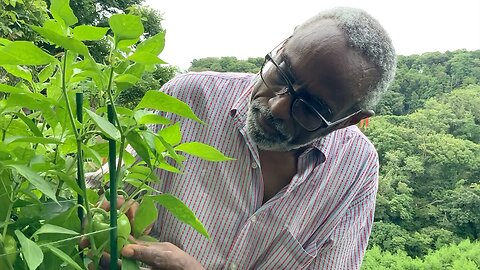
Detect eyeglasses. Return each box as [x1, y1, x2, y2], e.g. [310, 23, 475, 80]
[260, 39, 362, 131]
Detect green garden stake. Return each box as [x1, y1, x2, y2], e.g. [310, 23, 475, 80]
[107, 103, 118, 270]
[75, 93, 84, 223]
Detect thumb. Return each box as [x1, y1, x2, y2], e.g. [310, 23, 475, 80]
[121, 244, 136, 258]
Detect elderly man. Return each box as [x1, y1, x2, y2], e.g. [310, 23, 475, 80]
[120, 6, 396, 270]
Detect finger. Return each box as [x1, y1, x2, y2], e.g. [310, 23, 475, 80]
[99, 251, 122, 270]
[79, 237, 90, 250]
[124, 199, 139, 221]
[99, 251, 111, 269]
[121, 243, 141, 258]
[98, 195, 127, 211]
[121, 244, 161, 262]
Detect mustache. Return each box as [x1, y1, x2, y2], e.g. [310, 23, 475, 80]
[250, 100, 290, 138]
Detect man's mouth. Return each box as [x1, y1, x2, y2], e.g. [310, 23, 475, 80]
[256, 111, 279, 136]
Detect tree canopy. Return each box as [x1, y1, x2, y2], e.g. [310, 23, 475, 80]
[0, 0, 177, 108]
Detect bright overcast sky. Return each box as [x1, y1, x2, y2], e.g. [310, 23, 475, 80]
[144, 0, 480, 70]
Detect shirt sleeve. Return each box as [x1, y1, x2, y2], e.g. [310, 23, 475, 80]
[309, 160, 379, 270]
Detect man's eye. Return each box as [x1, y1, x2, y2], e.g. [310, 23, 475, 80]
[272, 75, 288, 86]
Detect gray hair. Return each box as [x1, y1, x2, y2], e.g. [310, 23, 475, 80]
[296, 7, 397, 109]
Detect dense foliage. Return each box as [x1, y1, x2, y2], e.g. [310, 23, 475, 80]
[0, 0, 177, 108]
[377, 50, 480, 115]
[189, 56, 263, 73]
[0, 1, 225, 269]
[364, 85, 480, 257]
[362, 239, 480, 270]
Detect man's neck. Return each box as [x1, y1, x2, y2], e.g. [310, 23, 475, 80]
[258, 147, 306, 204]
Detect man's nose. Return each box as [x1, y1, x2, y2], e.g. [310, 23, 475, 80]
[268, 91, 293, 121]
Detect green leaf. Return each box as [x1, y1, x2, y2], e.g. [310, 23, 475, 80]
[126, 130, 151, 167]
[158, 123, 182, 146]
[0, 83, 29, 94]
[72, 25, 109, 41]
[47, 170, 83, 195]
[124, 179, 159, 193]
[157, 162, 181, 173]
[0, 41, 55, 65]
[82, 145, 103, 167]
[5, 136, 62, 145]
[136, 31, 165, 56]
[133, 197, 158, 238]
[117, 39, 139, 49]
[155, 134, 183, 165]
[45, 244, 83, 270]
[7, 164, 58, 203]
[43, 19, 64, 35]
[134, 110, 170, 125]
[0, 38, 11, 46]
[15, 230, 44, 270]
[122, 257, 141, 270]
[30, 25, 90, 57]
[85, 108, 121, 141]
[6, 94, 58, 128]
[2, 64, 33, 83]
[38, 63, 57, 83]
[50, 0, 78, 27]
[124, 63, 145, 78]
[33, 224, 79, 237]
[175, 142, 234, 162]
[13, 113, 43, 137]
[109, 14, 144, 46]
[149, 194, 210, 239]
[0, 170, 13, 222]
[135, 91, 205, 124]
[114, 73, 140, 85]
[128, 165, 159, 182]
[128, 51, 166, 65]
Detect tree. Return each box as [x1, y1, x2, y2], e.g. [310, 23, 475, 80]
[375, 50, 480, 115]
[361, 239, 480, 269]
[365, 85, 480, 257]
[189, 56, 263, 73]
[0, 0, 176, 108]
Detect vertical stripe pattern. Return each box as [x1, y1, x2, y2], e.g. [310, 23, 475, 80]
[89, 71, 379, 269]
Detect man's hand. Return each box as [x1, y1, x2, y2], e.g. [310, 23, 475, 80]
[121, 241, 205, 270]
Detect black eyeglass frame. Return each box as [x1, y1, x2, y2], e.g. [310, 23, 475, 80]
[260, 40, 363, 132]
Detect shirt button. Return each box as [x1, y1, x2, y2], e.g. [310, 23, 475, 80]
[251, 215, 257, 222]
[230, 263, 238, 270]
[251, 162, 258, 169]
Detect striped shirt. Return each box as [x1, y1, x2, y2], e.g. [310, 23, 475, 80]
[130, 72, 379, 269]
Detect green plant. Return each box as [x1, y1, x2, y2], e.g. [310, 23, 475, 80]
[92, 209, 131, 254]
[0, 0, 232, 269]
[0, 233, 18, 269]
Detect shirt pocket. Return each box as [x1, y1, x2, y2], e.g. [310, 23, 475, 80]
[249, 229, 318, 270]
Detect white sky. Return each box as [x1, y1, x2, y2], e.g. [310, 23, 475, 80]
[144, 0, 480, 70]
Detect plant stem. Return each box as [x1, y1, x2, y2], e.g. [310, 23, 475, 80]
[1, 115, 14, 142]
[60, 51, 96, 253]
[104, 63, 127, 184]
[61, 52, 79, 140]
